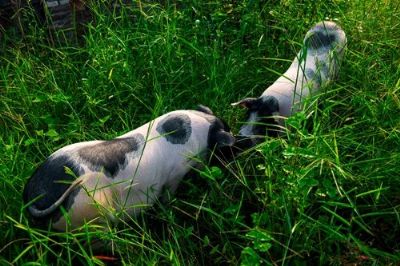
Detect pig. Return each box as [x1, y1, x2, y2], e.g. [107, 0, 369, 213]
[23, 106, 235, 231]
[232, 21, 347, 143]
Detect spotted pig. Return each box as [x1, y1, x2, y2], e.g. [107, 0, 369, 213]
[23, 106, 235, 230]
[232, 21, 347, 142]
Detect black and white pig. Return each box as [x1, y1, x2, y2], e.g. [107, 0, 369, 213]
[23, 106, 235, 231]
[232, 21, 347, 142]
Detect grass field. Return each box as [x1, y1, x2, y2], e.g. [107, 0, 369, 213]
[1, 0, 400, 264]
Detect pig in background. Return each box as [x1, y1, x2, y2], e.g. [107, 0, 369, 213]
[232, 21, 347, 145]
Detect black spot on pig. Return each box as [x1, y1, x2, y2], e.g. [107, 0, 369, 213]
[156, 114, 192, 144]
[23, 155, 83, 225]
[208, 118, 228, 149]
[240, 96, 280, 138]
[256, 96, 280, 137]
[305, 68, 315, 79]
[79, 134, 144, 177]
[306, 31, 336, 50]
[305, 68, 322, 85]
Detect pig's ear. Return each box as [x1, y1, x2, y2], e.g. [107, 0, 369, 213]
[231, 97, 258, 109]
[215, 131, 235, 147]
[197, 104, 214, 115]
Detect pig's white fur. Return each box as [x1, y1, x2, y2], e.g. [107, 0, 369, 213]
[27, 110, 230, 230]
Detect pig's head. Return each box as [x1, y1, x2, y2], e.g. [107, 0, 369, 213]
[232, 95, 280, 144]
[194, 105, 239, 163]
[195, 105, 235, 149]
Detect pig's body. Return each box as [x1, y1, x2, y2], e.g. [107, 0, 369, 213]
[23, 108, 234, 230]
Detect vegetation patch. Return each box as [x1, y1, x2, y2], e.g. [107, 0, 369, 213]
[1, 0, 399, 264]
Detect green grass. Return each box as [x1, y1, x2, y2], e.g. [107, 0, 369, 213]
[1, 0, 400, 264]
